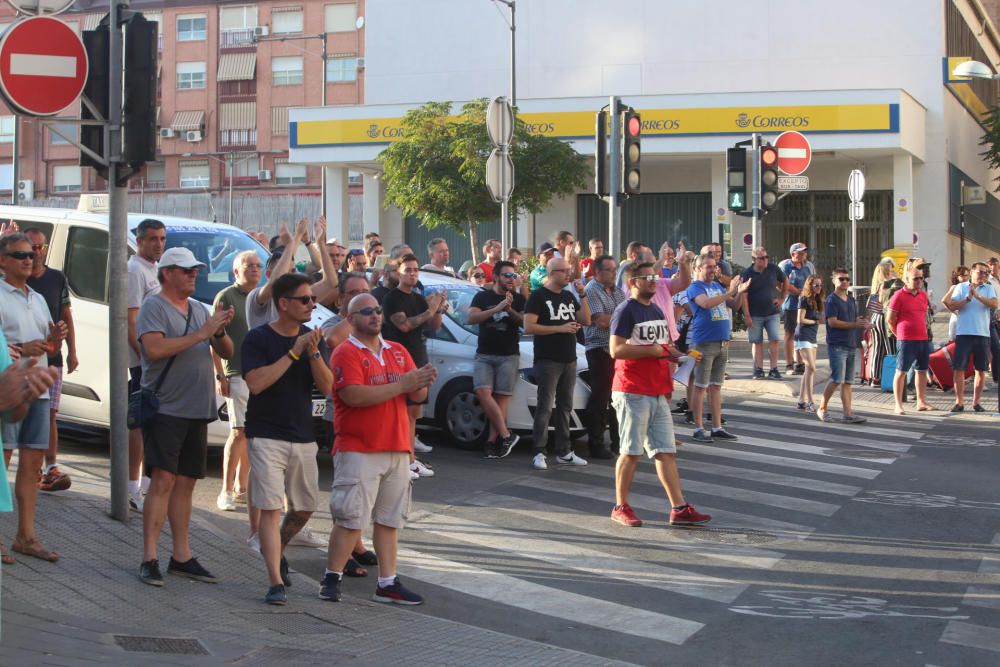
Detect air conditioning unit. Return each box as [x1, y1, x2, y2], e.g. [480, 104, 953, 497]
[357, 57, 365, 69]
[159, 128, 175, 139]
[257, 169, 271, 181]
[253, 26, 268, 37]
[184, 130, 202, 142]
[17, 179, 33, 202]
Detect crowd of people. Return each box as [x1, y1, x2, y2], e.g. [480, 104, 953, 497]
[2, 214, 998, 609]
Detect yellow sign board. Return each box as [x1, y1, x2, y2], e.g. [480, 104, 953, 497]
[292, 103, 899, 148]
[944, 56, 990, 120]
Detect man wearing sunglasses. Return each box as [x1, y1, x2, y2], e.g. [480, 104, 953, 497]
[740, 247, 787, 380]
[818, 268, 869, 423]
[242, 273, 332, 606]
[885, 267, 932, 415]
[942, 262, 997, 412]
[468, 260, 525, 458]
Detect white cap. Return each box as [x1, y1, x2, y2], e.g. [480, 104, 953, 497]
[158, 246, 206, 270]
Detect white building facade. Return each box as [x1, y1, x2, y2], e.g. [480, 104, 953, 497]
[290, 0, 1000, 296]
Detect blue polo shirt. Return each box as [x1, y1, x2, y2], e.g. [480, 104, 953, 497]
[952, 282, 996, 337]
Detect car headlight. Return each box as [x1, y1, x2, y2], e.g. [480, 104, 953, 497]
[518, 368, 537, 385]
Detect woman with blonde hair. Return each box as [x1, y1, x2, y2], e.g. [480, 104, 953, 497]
[862, 257, 903, 385]
[795, 275, 825, 410]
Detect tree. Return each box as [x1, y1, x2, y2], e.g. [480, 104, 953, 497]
[378, 99, 589, 262]
[979, 107, 1000, 191]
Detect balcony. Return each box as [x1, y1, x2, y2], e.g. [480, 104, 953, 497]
[220, 28, 257, 50]
[219, 129, 257, 150]
[129, 179, 166, 191]
[222, 175, 260, 188]
[219, 79, 257, 101]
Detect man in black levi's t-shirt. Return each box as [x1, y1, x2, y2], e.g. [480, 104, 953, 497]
[523, 257, 591, 471]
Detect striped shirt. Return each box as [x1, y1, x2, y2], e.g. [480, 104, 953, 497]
[583, 280, 626, 351]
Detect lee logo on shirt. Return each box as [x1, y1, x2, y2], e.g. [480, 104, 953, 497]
[545, 300, 576, 322]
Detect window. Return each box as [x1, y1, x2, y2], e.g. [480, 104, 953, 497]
[0, 164, 12, 190]
[220, 5, 257, 30]
[53, 165, 81, 192]
[143, 162, 166, 187]
[177, 14, 207, 41]
[177, 62, 207, 89]
[271, 106, 289, 135]
[0, 116, 14, 143]
[179, 162, 210, 188]
[324, 3, 357, 32]
[65, 227, 109, 303]
[49, 122, 78, 146]
[272, 8, 303, 34]
[275, 162, 307, 185]
[225, 153, 258, 179]
[271, 56, 303, 85]
[326, 57, 357, 82]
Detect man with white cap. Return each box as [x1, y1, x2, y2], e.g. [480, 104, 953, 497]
[779, 242, 813, 375]
[136, 247, 235, 587]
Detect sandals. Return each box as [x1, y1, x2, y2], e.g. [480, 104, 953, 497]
[1, 543, 14, 565]
[352, 549, 378, 566]
[343, 558, 367, 577]
[12, 539, 59, 563]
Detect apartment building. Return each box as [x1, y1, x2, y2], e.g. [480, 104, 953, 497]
[0, 0, 365, 208]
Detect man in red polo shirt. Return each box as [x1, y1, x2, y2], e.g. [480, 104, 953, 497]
[887, 267, 932, 414]
[319, 293, 437, 605]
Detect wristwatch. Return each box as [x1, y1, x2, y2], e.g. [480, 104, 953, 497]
[309, 351, 322, 360]
[215, 373, 225, 381]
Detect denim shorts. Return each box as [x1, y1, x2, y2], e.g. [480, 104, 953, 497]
[611, 392, 675, 457]
[953, 335, 990, 372]
[747, 313, 781, 344]
[2, 398, 50, 450]
[783, 310, 799, 333]
[827, 345, 857, 384]
[897, 339, 931, 373]
[473, 353, 519, 396]
[690, 340, 728, 388]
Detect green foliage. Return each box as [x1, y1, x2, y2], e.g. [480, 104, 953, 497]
[979, 107, 1000, 191]
[377, 99, 590, 237]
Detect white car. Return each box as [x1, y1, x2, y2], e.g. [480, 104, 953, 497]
[415, 271, 591, 448]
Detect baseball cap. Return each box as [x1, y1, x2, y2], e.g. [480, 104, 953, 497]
[347, 248, 365, 257]
[789, 243, 808, 254]
[536, 241, 555, 255]
[989, 257, 999, 263]
[158, 247, 206, 270]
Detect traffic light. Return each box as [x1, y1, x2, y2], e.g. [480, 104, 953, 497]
[121, 15, 158, 172]
[595, 110, 608, 197]
[760, 143, 779, 214]
[80, 24, 109, 178]
[727, 146, 748, 215]
[621, 107, 640, 196]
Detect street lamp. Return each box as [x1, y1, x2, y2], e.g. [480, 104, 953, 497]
[952, 60, 1000, 79]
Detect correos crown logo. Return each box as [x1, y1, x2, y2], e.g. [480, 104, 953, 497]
[367, 123, 379, 139]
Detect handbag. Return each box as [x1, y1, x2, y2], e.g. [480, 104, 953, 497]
[127, 304, 194, 429]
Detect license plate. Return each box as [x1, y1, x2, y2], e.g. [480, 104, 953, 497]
[312, 400, 326, 417]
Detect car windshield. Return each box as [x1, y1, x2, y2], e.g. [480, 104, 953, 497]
[422, 283, 486, 336]
[141, 224, 268, 304]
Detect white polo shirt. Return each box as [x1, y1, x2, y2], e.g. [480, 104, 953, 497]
[0, 277, 52, 398]
[128, 254, 160, 367]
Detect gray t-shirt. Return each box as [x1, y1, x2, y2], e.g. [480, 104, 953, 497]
[319, 313, 344, 423]
[246, 285, 277, 330]
[137, 294, 215, 420]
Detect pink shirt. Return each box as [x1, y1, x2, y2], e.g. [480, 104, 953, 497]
[887, 288, 929, 341]
[651, 280, 680, 342]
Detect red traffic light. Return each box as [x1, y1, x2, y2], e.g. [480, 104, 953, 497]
[627, 115, 641, 137]
[761, 146, 777, 166]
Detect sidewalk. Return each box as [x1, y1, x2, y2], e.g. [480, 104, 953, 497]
[0, 464, 633, 666]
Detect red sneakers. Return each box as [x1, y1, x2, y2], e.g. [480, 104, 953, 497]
[611, 504, 643, 527]
[669, 504, 711, 526]
[38, 466, 71, 492]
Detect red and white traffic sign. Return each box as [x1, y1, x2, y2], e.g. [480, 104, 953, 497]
[0, 17, 88, 117]
[774, 130, 811, 176]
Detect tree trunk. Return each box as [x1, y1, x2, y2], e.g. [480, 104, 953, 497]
[467, 218, 479, 266]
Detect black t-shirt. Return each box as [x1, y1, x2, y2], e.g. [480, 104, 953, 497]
[371, 285, 391, 304]
[241, 323, 330, 442]
[471, 288, 525, 356]
[525, 286, 579, 363]
[27, 267, 68, 366]
[739, 262, 785, 317]
[381, 287, 429, 367]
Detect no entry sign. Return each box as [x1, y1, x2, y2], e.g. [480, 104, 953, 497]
[774, 130, 811, 176]
[0, 17, 88, 116]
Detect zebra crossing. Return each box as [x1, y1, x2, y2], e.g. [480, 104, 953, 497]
[393, 397, 948, 661]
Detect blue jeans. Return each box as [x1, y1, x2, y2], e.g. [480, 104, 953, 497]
[828, 345, 856, 384]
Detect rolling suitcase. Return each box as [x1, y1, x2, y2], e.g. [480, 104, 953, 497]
[928, 342, 974, 391]
[880, 354, 896, 392]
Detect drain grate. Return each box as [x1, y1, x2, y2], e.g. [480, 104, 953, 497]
[828, 449, 900, 460]
[680, 527, 787, 545]
[234, 611, 353, 635]
[113, 636, 209, 655]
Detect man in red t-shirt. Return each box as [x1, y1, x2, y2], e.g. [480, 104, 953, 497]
[320, 293, 437, 606]
[608, 261, 711, 529]
[478, 239, 502, 283]
[887, 267, 932, 414]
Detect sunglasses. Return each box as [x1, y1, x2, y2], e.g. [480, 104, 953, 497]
[549, 268, 569, 274]
[31, 244, 46, 252]
[755, 255, 768, 260]
[354, 306, 383, 316]
[837, 277, 851, 283]
[285, 295, 317, 305]
[170, 266, 198, 275]
[5, 250, 34, 260]
[499, 272, 518, 279]
[633, 274, 659, 282]
[471, 273, 485, 279]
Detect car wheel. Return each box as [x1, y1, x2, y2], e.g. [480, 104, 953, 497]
[436, 378, 489, 449]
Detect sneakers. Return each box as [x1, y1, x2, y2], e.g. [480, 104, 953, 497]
[684, 411, 696, 425]
[692, 429, 714, 443]
[711, 428, 738, 440]
[611, 504, 642, 527]
[234, 490, 248, 505]
[216, 491, 236, 511]
[128, 489, 145, 513]
[671, 399, 689, 414]
[413, 437, 433, 453]
[409, 468, 420, 481]
[167, 556, 217, 583]
[784, 364, 796, 376]
[373, 576, 424, 605]
[265, 584, 287, 606]
[669, 504, 712, 526]
[246, 532, 261, 552]
[767, 368, 782, 380]
[950, 404, 964, 413]
[841, 414, 867, 424]
[556, 452, 588, 466]
[753, 367, 765, 379]
[974, 404, 986, 413]
[289, 526, 327, 548]
[797, 402, 807, 410]
[484, 440, 500, 459]
[496, 433, 519, 458]
[532, 453, 547, 470]
[409, 459, 435, 477]
[38, 466, 71, 492]
[318, 572, 342, 601]
[794, 363, 806, 375]
[138, 559, 164, 587]
[280, 555, 292, 587]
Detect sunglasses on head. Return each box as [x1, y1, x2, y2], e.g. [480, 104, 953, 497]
[285, 294, 317, 305]
[354, 306, 382, 316]
[5, 250, 34, 260]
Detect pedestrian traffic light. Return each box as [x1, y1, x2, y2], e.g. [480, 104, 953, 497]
[621, 108, 640, 196]
[760, 143, 779, 214]
[727, 146, 749, 215]
[80, 24, 109, 178]
[121, 14, 158, 175]
[595, 109, 608, 197]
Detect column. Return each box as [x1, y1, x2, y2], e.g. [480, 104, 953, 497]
[893, 154, 915, 248]
[326, 166, 350, 246]
[362, 173, 381, 239]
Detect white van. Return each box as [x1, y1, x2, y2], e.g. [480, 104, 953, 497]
[0, 196, 328, 446]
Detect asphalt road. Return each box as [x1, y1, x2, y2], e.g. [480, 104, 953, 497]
[58, 394, 1000, 666]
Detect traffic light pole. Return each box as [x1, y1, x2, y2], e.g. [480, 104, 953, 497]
[108, 0, 130, 522]
[751, 132, 761, 249]
[607, 95, 620, 259]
